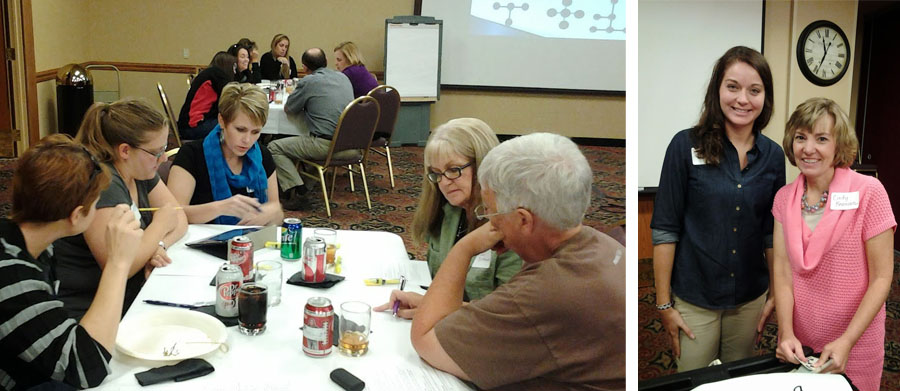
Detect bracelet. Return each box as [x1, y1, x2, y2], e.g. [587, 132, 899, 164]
[158, 240, 167, 251]
[656, 301, 674, 311]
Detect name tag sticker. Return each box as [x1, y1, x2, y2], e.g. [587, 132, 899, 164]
[830, 191, 859, 210]
[471, 250, 492, 269]
[690, 148, 707, 165]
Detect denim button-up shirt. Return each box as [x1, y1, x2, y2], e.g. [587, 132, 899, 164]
[651, 128, 785, 309]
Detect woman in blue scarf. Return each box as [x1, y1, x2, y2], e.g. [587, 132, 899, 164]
[169, 83, 283, 225]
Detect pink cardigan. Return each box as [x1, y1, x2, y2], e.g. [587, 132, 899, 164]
[772, 167, 895, 391]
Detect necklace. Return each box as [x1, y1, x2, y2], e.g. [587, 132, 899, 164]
[801, 182, 829, 213]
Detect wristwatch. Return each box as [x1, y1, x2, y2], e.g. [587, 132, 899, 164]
[656, 301, 674, 311]
[158, 240, 167, 250]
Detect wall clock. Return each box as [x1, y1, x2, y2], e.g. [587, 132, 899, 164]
[796, 20, 850, 86]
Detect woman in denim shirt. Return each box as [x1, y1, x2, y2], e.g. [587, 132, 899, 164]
[650, 46, 786, 371]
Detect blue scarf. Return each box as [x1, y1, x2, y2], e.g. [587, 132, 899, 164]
[203, 124, 268, 225]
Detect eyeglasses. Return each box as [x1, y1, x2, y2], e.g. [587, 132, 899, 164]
[426, 162, 472, 183]
[474, 204, 516, 220]
[134, 145, 167, 159]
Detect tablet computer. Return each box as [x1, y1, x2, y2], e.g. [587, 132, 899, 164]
[185, 226, 277, 259]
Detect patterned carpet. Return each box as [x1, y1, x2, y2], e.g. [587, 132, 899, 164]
[281, 144, 626, 261]
[638, 257, 900, 390]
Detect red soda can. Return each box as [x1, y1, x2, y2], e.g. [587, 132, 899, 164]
[302, 297, 333, 357]
[302, 237, 326, 283]
[228, 236, 254, 282]
[268, 87, 276, 102]
[215, 263, 242, 317]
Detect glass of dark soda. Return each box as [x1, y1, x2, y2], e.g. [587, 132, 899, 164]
[238, 283, 268, 335]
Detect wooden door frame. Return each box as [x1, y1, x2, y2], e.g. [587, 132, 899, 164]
[3, 0, 37, 152]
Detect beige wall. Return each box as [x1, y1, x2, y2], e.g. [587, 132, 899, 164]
[763, 0, 858, 179]
[31, 0, 623, 140]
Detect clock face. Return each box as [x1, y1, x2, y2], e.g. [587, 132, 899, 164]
[798, 21, 850, 86]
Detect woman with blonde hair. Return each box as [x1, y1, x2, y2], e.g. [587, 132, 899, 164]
[773, 98, 894, 390]
[169, 83, 283, 225]
[261, 34, 297, 80]
[334, 41, 378, 98]
[375, 118, 523, 317]
[54, 99, 188, 319]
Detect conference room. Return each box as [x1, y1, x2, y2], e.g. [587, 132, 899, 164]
[0, 0, 624, 390]
[638, 1, 898, 390]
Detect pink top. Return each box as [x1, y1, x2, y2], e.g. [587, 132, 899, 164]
[772, 167, 895, 391]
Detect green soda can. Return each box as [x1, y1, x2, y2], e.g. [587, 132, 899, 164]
[280, 218, 302, 261]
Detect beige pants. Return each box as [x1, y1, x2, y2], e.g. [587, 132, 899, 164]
[674, 292, 766, 372]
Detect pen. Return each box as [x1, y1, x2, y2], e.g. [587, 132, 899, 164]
[143, 299, 207, 309]
[138, 207, 184, 212]
[392, 276, 407, 317]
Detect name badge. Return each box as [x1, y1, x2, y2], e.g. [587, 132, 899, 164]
[130, 203, 142, 221]
[690, 148, 707, 165]
[830, 191, 859, 210]
[471, 250, 492, 269]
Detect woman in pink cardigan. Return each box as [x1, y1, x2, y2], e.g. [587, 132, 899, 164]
[772, 98, 895, 390]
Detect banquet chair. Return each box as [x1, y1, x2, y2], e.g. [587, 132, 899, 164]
[297, 96, 380, 217]
[156, 83, 183, 148]
[365, 85, 401, 188]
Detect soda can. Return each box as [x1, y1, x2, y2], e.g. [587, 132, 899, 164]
[303, 297, 333, 357]
[302, 237, 326, 283]
[267, 87, 275, 103]
[215, 263, 242, 317]
[228, 236, 254, 282]
[281, 218, 302, 261]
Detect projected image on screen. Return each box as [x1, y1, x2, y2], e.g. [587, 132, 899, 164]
[470, 0, 625, 40]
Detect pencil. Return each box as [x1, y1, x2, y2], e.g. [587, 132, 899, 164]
[138, 207, 184, 212]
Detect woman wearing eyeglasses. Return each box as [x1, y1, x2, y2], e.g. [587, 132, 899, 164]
[375, 118, 523, 318]
[53, 99, 188, 320]
[0, 135, 143, 389]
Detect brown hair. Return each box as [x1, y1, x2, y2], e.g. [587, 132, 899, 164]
[692, 46, 774, 165]
[783, 97, 858, 168]
[11, 134, 111, 223]
[411, 118, 500, 244]
[74, 99, 168, 163]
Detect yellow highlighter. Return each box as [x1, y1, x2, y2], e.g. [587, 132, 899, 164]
[364, 278, 401, 286]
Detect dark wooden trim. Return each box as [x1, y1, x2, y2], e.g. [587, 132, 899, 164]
[35, 69, 54, 83]
[21, 0, 38, 146]
[414, 0, 422, 16]
[36, 61, 384, 83]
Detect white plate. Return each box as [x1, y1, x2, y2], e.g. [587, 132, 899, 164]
[116, 308, 227, 361]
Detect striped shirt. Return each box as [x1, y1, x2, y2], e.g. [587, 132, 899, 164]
[0, 219, 111, 390]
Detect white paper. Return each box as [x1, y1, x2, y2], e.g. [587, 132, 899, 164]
[830, 191, 860, 210]
[361, 363, 473, 391]
[691, 373, 851, 391]
[471, 250, 492, 269]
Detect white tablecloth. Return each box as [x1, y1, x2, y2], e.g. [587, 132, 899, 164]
[100, 224, 471, 390]
[261, 101, 305, 136]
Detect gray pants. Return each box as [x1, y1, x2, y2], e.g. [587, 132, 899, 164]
[267, 134, 359, 191]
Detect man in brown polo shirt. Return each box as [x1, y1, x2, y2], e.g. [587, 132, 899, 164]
[386, 132, 625, 390]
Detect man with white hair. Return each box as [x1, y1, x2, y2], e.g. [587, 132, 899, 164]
[389, 133, 625, 390]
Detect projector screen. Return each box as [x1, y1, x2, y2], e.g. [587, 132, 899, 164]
[421, 0, 625, 92]
[638, 0, 764, 190]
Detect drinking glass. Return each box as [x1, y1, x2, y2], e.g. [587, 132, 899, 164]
[314, 228, 337, 265]
[237, 283, 268, 335]
[338, 301, 371, 356]
[255, 260, 282, 306]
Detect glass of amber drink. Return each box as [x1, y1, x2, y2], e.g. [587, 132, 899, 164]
[338, 301, 371, 356]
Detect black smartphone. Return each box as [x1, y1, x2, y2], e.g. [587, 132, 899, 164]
[330, 368, 364, 391]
